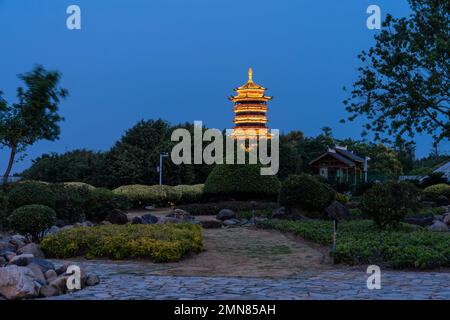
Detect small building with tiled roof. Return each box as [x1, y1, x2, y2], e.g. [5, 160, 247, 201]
[309, 146, 370, 185]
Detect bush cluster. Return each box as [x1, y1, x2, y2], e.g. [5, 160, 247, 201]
[41, 224, 203, 262]
[423, 183, 450, 199]
[360, 181, 420, 228]
[8, 205, 57, 242]
[84, 188, 130, 222]
[258, 219, 450, 269]
[112, 184, 204, 207]
[50, 183, 91, 223]
[7, 181, 56, 210]
[278, 174, 335, 213]
[203, 164, 280, 201]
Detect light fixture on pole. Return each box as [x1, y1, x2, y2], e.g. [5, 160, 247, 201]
[159, 151, 169, 186]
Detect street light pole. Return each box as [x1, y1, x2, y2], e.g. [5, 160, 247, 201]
[159, 152, 168, 186]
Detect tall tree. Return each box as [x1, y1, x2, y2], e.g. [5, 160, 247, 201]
[0, 65, 67, 183]
[343, 0, 449, 144]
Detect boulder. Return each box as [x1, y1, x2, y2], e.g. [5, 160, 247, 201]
[45, 226, 61, 236]
[28, 258, 55, 273]
[223, 219, 238, 226]
[4, 252, 16, 262]
[166, 209, 194, 222]
[8, 254, 35, 267]
[100, 221, 112, 225]
[427, 221, 449, 232]
[105, 209, 128, 225]
[9, 235, 27, 249]
[323, 201, 352, 220]
[44, 269, 58, 283]
[39, 285, 60, 298]
[85, 274, 100, 286]
[216, 209, 236, 221]
[200, 220, 223, 229]
[131, 216, 144, 224]
[49, 275, 70, 292]
[0, 265, 39, 300]
[26, 263, 46, 284]
[444, 214, 450, 226]
[157, 217, 180, 224]
[0, 242, 16, 255]
[435, 195, 449, 206]
[141, 214, 159, 224]
[404, 215, 435, 227]
[271, 207, 286, 219]
[17, 243, 45, 258]
[434, 215, 444, 221]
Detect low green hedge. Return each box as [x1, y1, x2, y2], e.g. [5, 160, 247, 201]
[257, 219, 450, 269]
[8, 205, 57, 242]
[41, 224, 203, 262]
[423, 183, 450, 199]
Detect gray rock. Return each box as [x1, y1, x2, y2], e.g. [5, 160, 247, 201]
[434, 215, 444, 221]
[39, 284, 60, 297]
[26, 263, 46, 284]
[49, 275, 70, 292]
[0, 256, 6, 265]
[443, 214, 450, 226]
[105, 209, 128, 225]
[223, 219, 238, 226]
[45, 226, 61, 235]
[4, 252, 16, 262]
[85, 274, 100, 286]
[17, 243, 45, 258]
[405, 215, 435, 227]
[271, 207, 286, 219]
[0, 265, 39, 299]
[216, 209, 236, 221]
[427, 220, 449, 232]
[166, 209, 194, 222]
[9, 235, 26, 249]
[323, 201, 352, 220]
[28, 258, 55, 273]
[44, 269, 58, 282]
[157, 217, 180, 224]
[100, 221, 112, 225]
[141, 214, 158, 224]
[8, 254, 35, 267]
[0, 242, 16, 255]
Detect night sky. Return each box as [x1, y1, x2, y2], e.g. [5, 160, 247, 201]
[0, 0, 448, 174]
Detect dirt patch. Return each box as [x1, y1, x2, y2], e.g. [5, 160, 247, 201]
[154, 226, 333, 278]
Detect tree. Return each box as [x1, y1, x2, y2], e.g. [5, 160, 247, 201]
[343, 0, 449, 144]
[0, 65, 68, 184]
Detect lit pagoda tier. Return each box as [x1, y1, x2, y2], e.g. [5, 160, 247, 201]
[229, 68, 273, 140]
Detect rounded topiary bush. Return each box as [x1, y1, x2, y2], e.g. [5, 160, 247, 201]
[8, 181, 56, 210]
[278, 174, 335, 213]
[8, 204, 57, 241]
[173, 184, 204, 204]
[63, 182, 96, 190]
[50, 183, 91, 224]
[360, 181, 420, 228]
[113, 184, 178, 207]
[423, 183, 450, 199]
[203, 164, 280, 201]
[85, 188, 131, 222]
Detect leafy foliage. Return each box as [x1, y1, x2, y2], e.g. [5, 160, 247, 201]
[50, 183, 90, 223]
[343, 0, 449, 143]
[204, 164, 281, 201]
[84, 188, 130, 222]
[8, 205, 57, 242]
[41, 224, 202, 262]
[360, 181, 420, 228]
[278, 174, 335, 212]
[8, 180, 56, 210]
[423, 183, 450, 199]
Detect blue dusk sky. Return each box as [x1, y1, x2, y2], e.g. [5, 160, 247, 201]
[0, 0, 448, 174]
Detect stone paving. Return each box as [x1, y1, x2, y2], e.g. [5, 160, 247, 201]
[48, 260, 450, 300]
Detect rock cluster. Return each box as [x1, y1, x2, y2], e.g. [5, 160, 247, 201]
[405, 205, 450, 232]
[0, 234, 99, 300]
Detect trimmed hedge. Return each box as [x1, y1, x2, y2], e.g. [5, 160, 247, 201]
[172, 184, 204, 204]
[41, 224, 203, 262]
[7, 181, 56, 210]
[63, 182, 96, 190]
[85, 188, 130, 222]
[204, 164, 280, 201]
[278, 174, 335, 212]
[360, 181, 420, 228]
[423, 183, 450, 199]
[257, 219, 450, 269]
[8, 205, 57, 242]
[50, 183, 90, 223]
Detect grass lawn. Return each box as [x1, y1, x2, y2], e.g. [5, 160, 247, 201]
[257, 219, 450, 270]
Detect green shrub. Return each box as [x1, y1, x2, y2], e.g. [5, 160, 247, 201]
[85, 188, 130, 222]
[257, 219, 450, 269]
[423, 183, 450, 199]
[176, 201, 278, 216]
[0, 190, 8, 229]
[335, 192, 350, 205]
[8, 205, 57, 242]
[50, 183, 90, 223]
[63, 182, 96, 190]
[41, 224, 202, 262]
[173, 184, 204, 204]
[360, 181, 420, 228]
[113, 184, 178, 207]
[278, 174, 335, 212]
[204, 164, 280, 201]
[8, 181, 56, 210]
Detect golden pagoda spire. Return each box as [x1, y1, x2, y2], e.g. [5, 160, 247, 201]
[248, 67, 253, 82]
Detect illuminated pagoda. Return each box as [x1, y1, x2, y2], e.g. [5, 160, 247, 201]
[229, 68, 273, 140]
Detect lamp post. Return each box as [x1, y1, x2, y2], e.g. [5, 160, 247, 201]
[159, 151, 169, 186]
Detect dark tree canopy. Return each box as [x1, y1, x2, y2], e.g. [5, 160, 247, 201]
[344, 0, 449, 144]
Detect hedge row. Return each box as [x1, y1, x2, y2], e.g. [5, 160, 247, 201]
[41, 224, 203, 262]
[257, 219, 450, 269]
